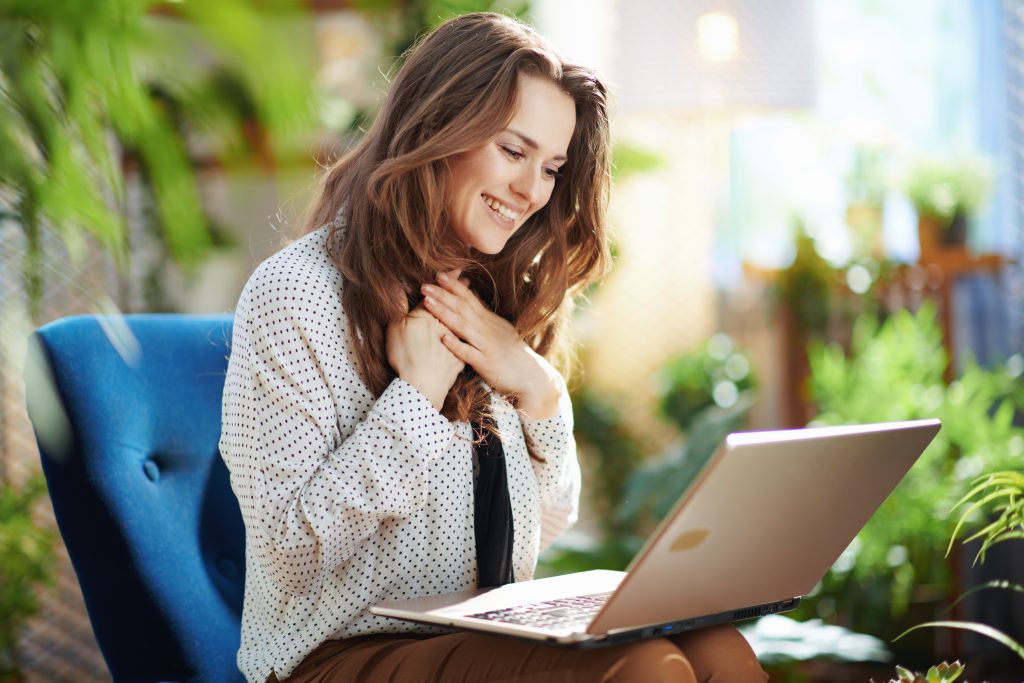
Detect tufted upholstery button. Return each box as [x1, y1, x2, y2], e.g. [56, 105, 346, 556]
[218, 558, 239, 580]
[143, 459, 160, 482]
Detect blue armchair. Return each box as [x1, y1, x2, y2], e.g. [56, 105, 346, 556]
[25, 314, 246, 683]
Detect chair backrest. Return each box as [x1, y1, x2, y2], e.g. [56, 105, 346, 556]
[25, 314, 245, 683]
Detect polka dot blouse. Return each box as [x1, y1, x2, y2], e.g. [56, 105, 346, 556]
[219, 227, 581, 683]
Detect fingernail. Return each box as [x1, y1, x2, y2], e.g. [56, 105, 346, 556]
[421, 284, 434, 293]
[425, 295, 436, 306]
[437, 272, 449, 281]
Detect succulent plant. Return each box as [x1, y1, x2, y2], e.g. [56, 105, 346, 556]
[879, 661, 966, 683]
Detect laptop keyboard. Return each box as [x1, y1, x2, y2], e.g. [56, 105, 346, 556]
[468, 593, 611, 630]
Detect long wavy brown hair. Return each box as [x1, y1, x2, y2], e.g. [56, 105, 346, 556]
[301, 12, 611, 432]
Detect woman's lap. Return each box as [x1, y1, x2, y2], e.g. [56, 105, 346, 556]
[274, 624, 766, 683]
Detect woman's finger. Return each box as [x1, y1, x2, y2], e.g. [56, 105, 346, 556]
[421, 284, 480, 342]
[436, 271, 485, 311]
[440, 330, 484, 368]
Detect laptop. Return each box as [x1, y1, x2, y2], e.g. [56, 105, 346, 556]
[372, 419, 941, 647]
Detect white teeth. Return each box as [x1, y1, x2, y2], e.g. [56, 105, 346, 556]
[484, 196, 520, 221]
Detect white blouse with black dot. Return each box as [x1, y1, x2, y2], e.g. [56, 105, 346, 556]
[219, 227, 580, 683]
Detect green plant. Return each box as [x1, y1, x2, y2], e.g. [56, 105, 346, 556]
[0, 476, 56, 678]
[951, 471, 1024, 563]
[0, 0, 313, 314]
[655, 333, 755, 432]
[876, 661, 966, 683]
[902, 153, 994, 225]
[774, 222, 843, 334]
[570, 387, 647, 538]
[799, 303, 1024, 654]
[894, 471, 1024, 661]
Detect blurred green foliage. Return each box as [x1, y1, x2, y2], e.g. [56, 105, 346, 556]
[612, 142, 665, 182]
[797, 303, 1024, 658]
[0, 0, 313, 313]
[0, 476, 56, 677]
[655, 333, 755, 432]
[570, 386, 646, 538]
[773, 216, 902, 340]
[354, 0, 529, 57]
[774, 223, 843, 334]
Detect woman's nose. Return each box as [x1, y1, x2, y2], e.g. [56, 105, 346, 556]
[511, 168, 544, 206]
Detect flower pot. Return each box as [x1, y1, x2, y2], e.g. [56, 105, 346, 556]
[917, 212, 968, 264]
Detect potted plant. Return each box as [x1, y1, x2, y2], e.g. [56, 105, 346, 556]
[893, 469, 1024, 668]
[902, 153, 995, 260]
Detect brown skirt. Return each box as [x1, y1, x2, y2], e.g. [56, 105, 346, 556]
[267, 624, 767, 683]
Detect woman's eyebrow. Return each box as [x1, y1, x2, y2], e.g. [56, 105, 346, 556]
[504, 128, 568, 162]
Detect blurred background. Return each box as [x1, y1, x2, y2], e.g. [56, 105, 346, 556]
[2, 0, 1023, 681]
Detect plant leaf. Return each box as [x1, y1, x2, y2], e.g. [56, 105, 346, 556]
[947, 487, 1017, 557]
[949, 580, 1024, 610]
[895, 621, 1024, 661]
[925, 660, 965, 683]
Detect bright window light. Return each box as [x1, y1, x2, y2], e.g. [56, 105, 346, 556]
[697, 12, 739, 62]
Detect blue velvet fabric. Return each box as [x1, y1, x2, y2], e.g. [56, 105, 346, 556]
[26, 314, 245, 683]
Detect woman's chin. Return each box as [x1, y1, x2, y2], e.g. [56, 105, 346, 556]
[453, 223, 514, 255]
[466, 234, 511, 255]
[474, 242, 507, 255]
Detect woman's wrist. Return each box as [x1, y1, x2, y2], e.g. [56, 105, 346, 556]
[509, 345, 561, 419]
[398, 373, 446, 412]
[514, 374, 561, 420]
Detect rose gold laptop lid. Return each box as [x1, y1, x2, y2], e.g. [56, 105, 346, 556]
[587, 419, 941, 634]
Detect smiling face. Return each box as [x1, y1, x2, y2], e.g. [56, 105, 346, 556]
[446, 73, 577, 255]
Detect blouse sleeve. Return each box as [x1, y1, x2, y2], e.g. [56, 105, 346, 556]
[220, 261, 455, 597]
[521, 373, 581, 552]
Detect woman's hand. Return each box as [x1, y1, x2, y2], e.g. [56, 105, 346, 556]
[387, 303, 465, 412]
[421, 270, 561, 419]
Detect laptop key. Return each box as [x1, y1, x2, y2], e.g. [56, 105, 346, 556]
[469, 593, 611, 629]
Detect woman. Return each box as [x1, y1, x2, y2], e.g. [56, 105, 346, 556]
[220, 11, 767, 683]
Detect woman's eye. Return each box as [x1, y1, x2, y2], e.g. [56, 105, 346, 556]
[544, 167, 564, 179]
[500, 145, 524, 160]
